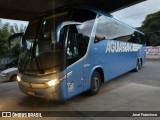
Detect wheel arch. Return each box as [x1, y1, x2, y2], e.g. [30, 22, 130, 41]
[90, 66, 104, 83]
[10, 74, 17, 81]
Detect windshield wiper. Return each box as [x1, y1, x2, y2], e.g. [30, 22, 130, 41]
[34, 56, 45, 74]
[21, 47, 32, 72]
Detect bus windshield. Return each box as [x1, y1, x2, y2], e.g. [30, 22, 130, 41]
[19, 12, 68, 75]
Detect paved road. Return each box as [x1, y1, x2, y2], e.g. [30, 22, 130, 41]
[0, 60, 160, 120]
[108, 60, 160, 87]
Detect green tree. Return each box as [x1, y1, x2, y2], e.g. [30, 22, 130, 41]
[10, 25, 15, 34]
[139, 11, 160, 46]
[0, 21, 10, 56]
[0, 19, 26, 57]
[14, 23, 19, 33]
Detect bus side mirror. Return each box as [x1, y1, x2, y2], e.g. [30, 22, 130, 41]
[7, 32, 23, 50]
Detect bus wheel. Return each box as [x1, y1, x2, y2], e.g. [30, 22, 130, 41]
[89, 71, 101, 95]
[134, 61, 139, 72]
[139, 60, 142, 69]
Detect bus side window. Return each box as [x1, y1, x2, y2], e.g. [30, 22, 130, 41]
[66, 8, 96, 66]
[132, 32, 141, 44]
[66, 26, 80, 66]
[67, 26, 79, 59]
[67, 36, 79, 59]
[139, 33, 146, 44]
[81, 35, 89, 56]
[66, 25, 90, 66]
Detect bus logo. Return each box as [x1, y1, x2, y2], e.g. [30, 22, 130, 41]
[106, 40, 142, 53]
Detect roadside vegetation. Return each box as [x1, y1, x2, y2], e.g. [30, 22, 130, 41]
[139, 11, 160, 46]
[0, 19, 26, 57]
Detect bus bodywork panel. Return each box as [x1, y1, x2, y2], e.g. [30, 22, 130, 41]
[93, 40, 146, 81]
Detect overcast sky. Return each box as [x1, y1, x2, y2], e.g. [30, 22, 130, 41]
[1, 0, 160, 28]
[1, 19, 28, 28]
[112, 0, 160, 27]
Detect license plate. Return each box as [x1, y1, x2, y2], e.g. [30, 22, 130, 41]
[27, 90, 35, 96]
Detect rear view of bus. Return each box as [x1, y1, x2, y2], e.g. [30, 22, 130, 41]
[17, 6, 146, 101]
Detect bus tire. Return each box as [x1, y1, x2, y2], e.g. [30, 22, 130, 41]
[139, 60, 142, 69]
[133, 60, 139, 72]
[89, 71, 101, 95]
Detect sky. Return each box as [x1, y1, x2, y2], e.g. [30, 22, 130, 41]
[1, 19, 28, 28]
[1, 0, 160, 28]
[112, 0, 160, 27]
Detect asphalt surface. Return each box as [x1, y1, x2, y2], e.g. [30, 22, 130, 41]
[0, 60, 160, 120]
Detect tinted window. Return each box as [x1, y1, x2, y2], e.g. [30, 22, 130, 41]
[95, 15, 145, 44]
[66, 9, 96, 66]
[139, 33, 146, 44]
[130, 32, 141, 44]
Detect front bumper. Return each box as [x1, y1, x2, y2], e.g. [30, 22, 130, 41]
[18, 81, 64, 101]
[0, 75, 10, 82]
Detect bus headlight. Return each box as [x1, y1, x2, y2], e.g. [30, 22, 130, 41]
[17, 75, 21, 82]
[45, 79, 59, 87]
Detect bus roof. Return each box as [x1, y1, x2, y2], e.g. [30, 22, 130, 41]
[31, 5, 144, 35]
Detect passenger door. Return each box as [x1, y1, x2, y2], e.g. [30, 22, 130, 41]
[64, 8, 97, 98]
[66, 26, 84, 98]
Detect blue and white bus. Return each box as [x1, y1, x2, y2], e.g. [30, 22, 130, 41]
[17, 6, 146, 101]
